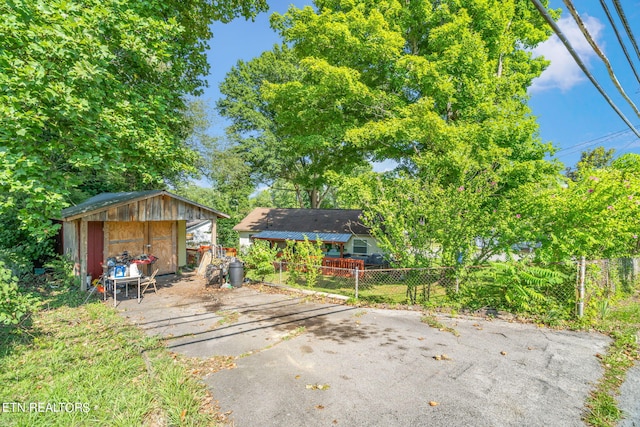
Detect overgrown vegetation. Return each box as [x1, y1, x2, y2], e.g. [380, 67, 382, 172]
[0, 284, 218, 426]
[280, 237, 324, 288]
[584, 298, 640, 427]
[241, 239, 279, 282]
[0, 261, 39, 327]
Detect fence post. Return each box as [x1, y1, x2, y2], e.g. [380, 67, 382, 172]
[279, 261, 283, 285]
[577, 256, 586, 318]
[355, 266, 359, 299]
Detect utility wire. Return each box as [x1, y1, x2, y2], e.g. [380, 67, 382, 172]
[598, 0, 640, 84]
[555, 127, 632, 153]
[555, 128, 632, 156]
[563, 0, 640, 120]
[529, 0, 640, 138]
[611, 0, 640, 62]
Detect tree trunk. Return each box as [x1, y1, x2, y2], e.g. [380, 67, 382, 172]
[309, 188, 319, 209]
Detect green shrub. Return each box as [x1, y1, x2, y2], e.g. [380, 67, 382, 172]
[0, 261, 38, 326]
[241, 240, 278, 282]
[461, 262, 571, 318]
[43, 256, 78, 288]
[282, 237, 324, 287]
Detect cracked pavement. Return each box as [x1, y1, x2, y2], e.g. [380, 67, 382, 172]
[117, 274, 614, 426]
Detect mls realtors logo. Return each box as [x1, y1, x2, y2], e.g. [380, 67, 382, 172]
[2, 402, 91, 413]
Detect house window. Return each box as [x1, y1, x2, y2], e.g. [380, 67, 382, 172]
[353, 239, 368, 255]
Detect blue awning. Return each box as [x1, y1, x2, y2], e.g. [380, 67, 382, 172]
[251, 230, 352, 243]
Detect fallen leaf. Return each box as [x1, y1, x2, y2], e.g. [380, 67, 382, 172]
[500, 351, 507, 356]
[295, 375, 301, 380]
[306, 383, 330, 390]
[180, 409, 187, 422]
[433, 354, 451, 361]
[429, 401, 439, 406]
[315, 405, 325, 410]
[418, 337, 425, 341]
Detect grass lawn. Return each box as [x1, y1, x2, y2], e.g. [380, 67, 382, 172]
[252, 269, 451, 306]
[0, 288, 223, 426]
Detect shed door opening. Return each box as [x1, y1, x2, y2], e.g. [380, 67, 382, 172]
[87, 221, 104, 281]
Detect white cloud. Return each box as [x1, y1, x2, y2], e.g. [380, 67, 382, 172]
[529, 14, 604, 94]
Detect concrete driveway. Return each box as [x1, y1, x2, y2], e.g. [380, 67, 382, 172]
[117, 273, 614, 426]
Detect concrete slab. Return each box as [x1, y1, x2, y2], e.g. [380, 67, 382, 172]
[116, 273, 613, 426]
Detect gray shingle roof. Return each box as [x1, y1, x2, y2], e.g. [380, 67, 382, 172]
[233, 208, 369, 235]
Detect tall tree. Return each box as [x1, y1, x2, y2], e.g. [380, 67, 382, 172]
[269, 0, 560, 266]
[218, 45, 373, 208]
[0, 0, 267, 264]
[565, 146, 616, 181]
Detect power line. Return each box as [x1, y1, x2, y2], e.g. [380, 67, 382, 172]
[555, 127, 633, 154]
[611, 0, 640, 62]
[552, 134, 638, 165]
[529, 0, 640, 138]
[598, 0, 640, 84]
[564, 0, 640, 117]
[563, 0, 640, 120]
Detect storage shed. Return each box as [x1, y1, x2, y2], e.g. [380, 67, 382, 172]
[61, 191, 229, 290]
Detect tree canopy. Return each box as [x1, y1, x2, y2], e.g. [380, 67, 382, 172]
[0, 0, 267, 264]
[217, 0, 561, 215]
[226, 0, 561, 265]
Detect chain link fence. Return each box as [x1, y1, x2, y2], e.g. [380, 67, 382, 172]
[582, 258, 640, 317]
[264, 258, 640, 320]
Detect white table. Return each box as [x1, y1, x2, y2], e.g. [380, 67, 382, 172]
[105, 275, 141, 306]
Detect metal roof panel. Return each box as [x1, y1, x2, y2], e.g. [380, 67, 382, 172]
[251, 230, 352, 243]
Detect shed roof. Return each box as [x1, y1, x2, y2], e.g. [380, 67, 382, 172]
[233, 208, 369, 235]
[252, 230, 353, 243]
[61, 190, 229, 221]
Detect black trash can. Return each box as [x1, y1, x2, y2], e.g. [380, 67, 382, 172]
[229, 260, 244, 287]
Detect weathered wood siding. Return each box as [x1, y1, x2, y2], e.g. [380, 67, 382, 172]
[63, 193, 227, 281]
[63, 221, 80, 276]
[76, 194, 218, 222]
[149, 221, 175, 275]
[106, 222, 145, 258]
[101, 221, 177, 275]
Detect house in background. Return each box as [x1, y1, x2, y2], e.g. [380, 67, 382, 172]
[61, 191, 229, 289]
[233, 208, 381, 259]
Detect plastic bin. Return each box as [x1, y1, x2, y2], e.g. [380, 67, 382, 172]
[229, 261, 244, 287]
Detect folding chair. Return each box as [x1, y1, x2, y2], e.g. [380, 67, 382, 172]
[140, 269, 159, 295]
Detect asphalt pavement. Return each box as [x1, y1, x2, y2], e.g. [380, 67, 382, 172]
[115, 276, 637, 427]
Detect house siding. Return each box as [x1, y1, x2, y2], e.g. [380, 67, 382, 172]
[347, 235, 381, 256]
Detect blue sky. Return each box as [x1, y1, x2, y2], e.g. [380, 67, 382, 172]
[202, 1, 640, 170]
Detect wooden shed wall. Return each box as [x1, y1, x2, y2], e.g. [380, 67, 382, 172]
[64, 194, 224, 287]
[63, 221, 80, 277]
[105, 221, 176, 275]
[77, 194, 219, 222]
